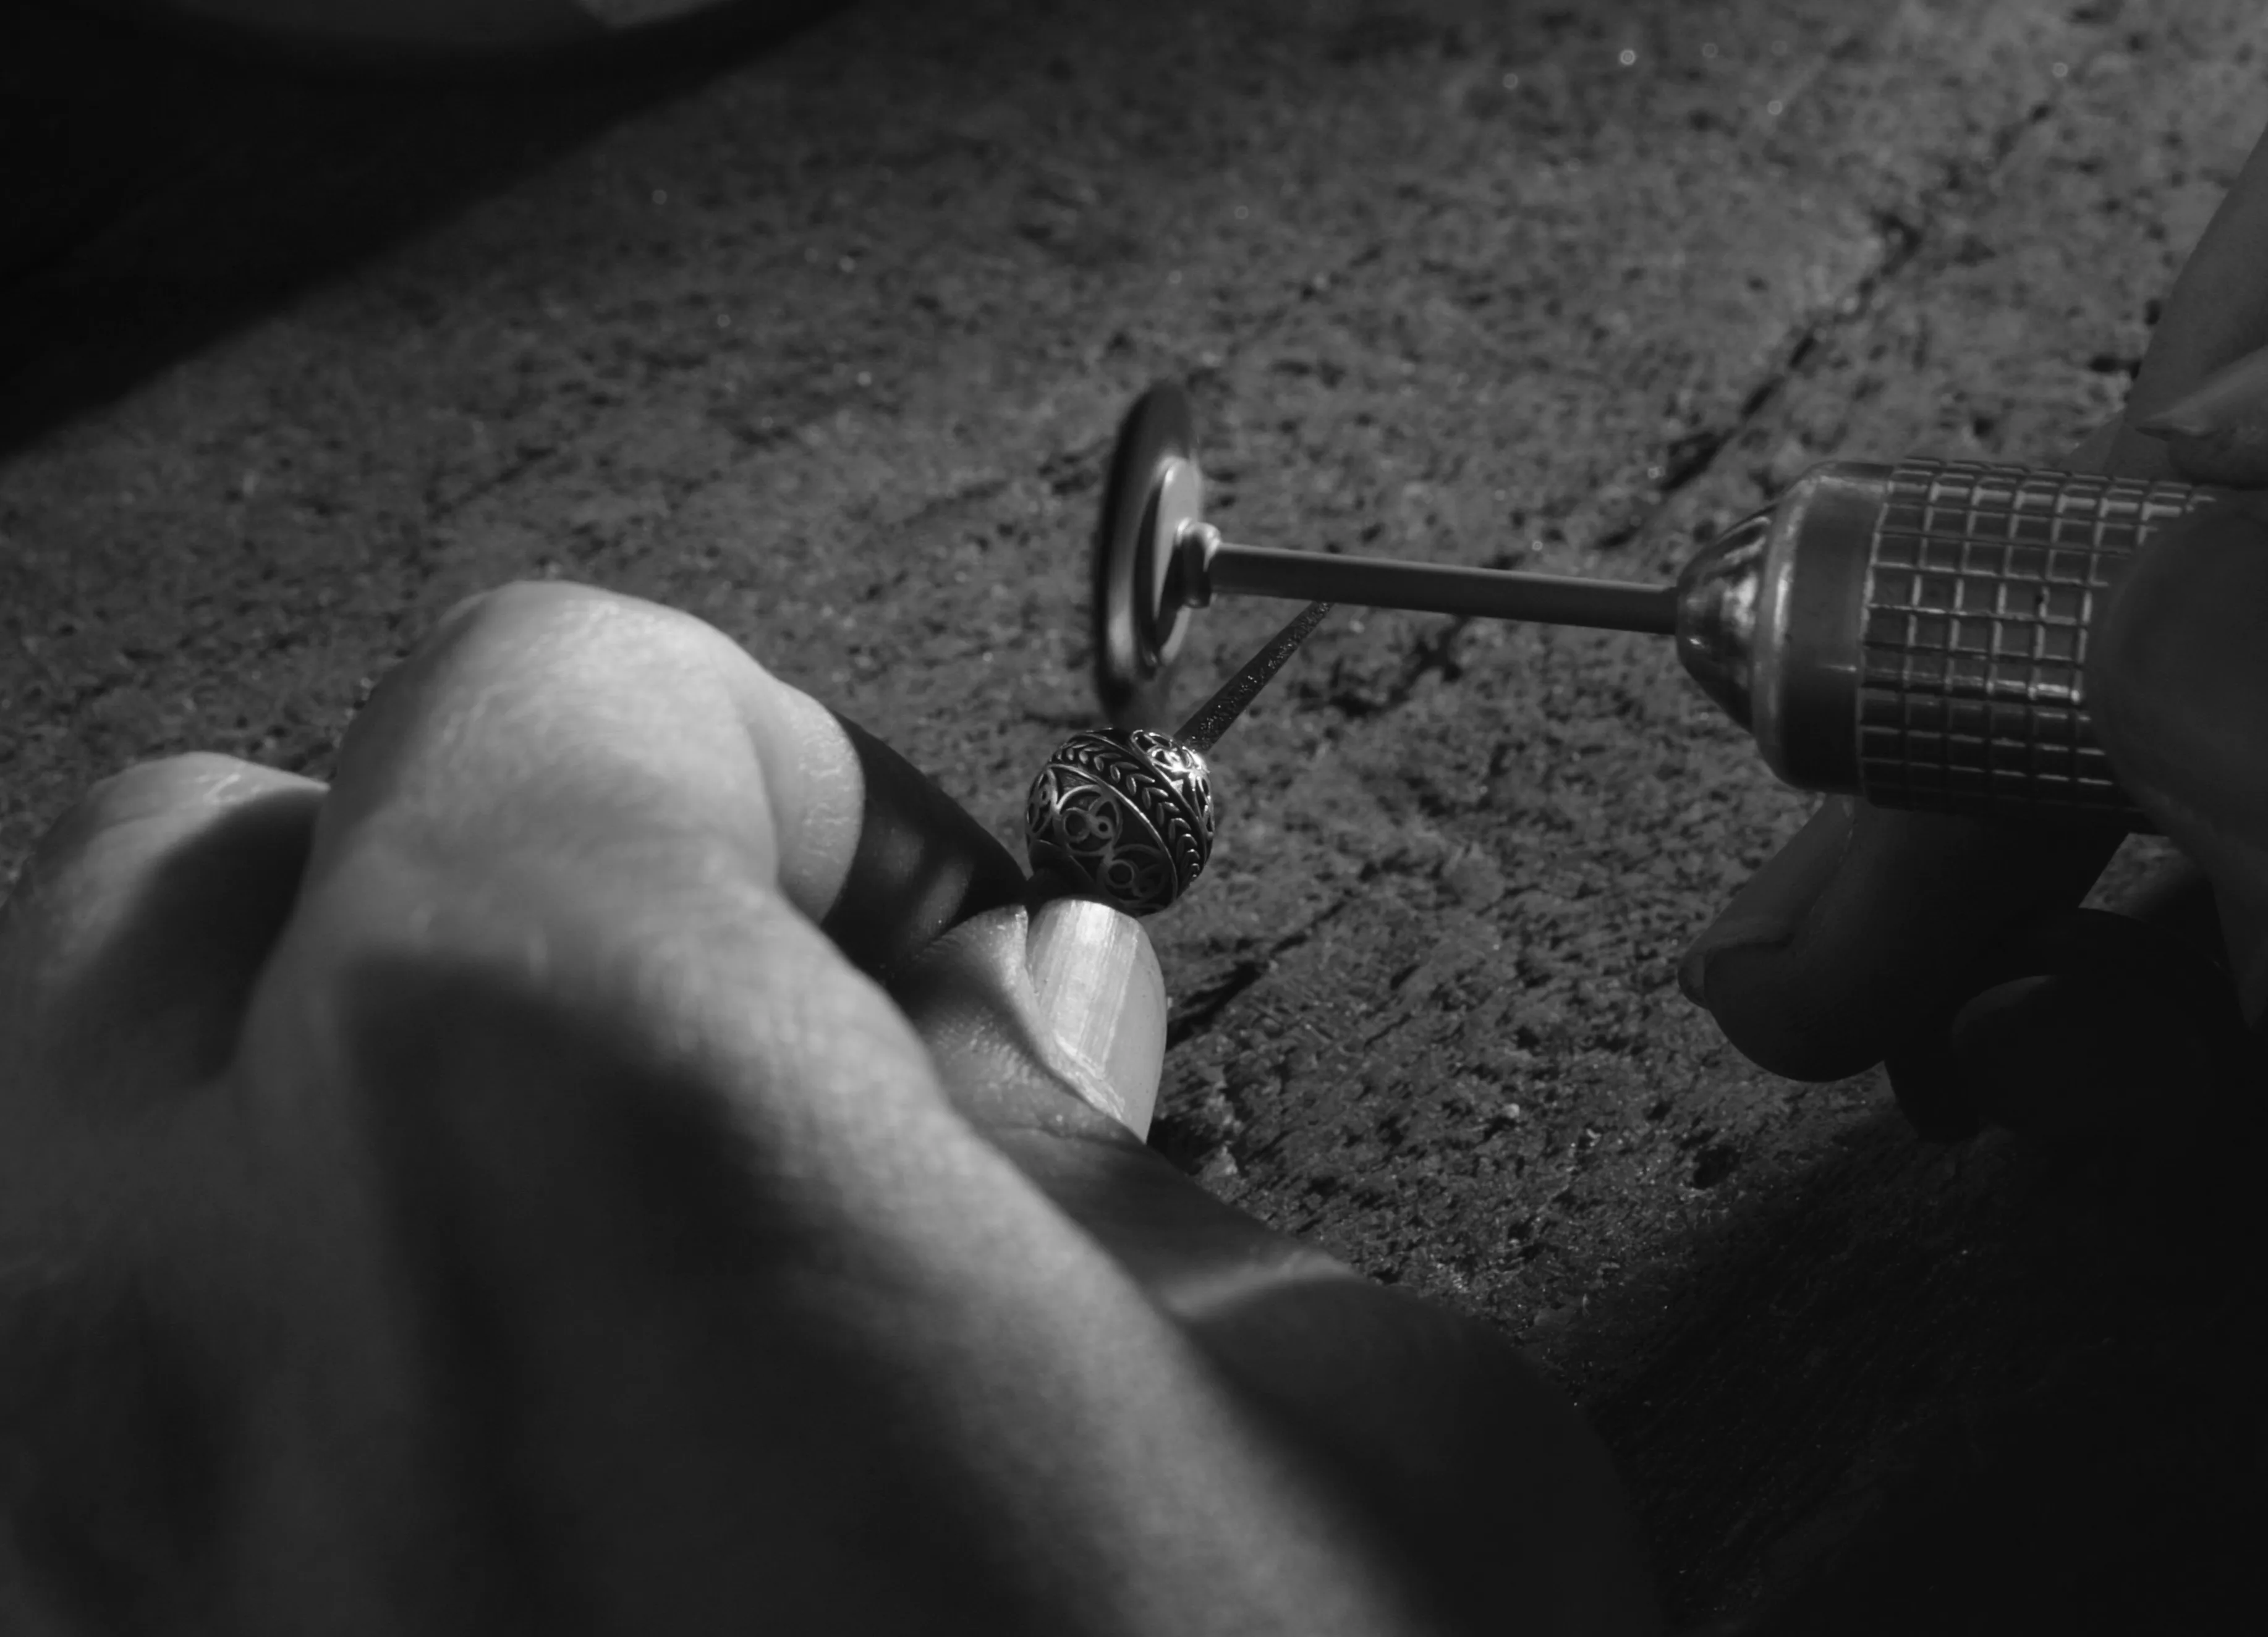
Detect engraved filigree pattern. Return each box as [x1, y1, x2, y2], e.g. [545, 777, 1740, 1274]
[1025, 728, 1217, 916]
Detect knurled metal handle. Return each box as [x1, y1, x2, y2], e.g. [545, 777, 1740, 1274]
[1850, 458, 2223, 827]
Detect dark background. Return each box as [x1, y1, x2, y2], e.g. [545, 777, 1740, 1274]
[2, 1, 2261, 1628]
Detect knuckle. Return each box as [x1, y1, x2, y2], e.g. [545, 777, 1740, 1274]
[433, 578, 629, 641]
[56, 753, 292, 840]
[9, 756, 318, 924]
[427, 579, 744, 678]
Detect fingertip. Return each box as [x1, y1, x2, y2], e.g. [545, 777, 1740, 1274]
[888, 898, 1164, 1148]
[1678, 798, 1855, 975]
[1025, 895, 1165, 1139]
[1683, 801, 2120, 1083]
[2140, 424, 2268, 488]
[1678, 797, 1866, 1078]
[1685, 937, 1884, 1083]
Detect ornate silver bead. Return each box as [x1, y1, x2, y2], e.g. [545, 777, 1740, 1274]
[1025, 727, 1215, 917]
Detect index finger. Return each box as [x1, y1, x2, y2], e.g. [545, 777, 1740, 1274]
[303, 581, 1022, 982]
[240, 596, 1513, 1637]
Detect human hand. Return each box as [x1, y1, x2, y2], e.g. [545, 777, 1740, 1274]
[0, 582, 1655, 1635]
[1677, 127, 2268, 1140]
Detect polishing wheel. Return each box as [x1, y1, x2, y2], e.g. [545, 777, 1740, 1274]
[1092, 382, 1210, 731]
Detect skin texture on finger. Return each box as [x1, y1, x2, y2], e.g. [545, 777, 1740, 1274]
[304, 580, 861, 929]
[1683, 123, 2268, 1080]
[0, 753, 325, 1109]
[233, 581, 1497, 1633]
[894, 906, 1663, 1635]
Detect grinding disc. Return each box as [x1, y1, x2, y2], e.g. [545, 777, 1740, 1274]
[1093, 382, 1205, 731]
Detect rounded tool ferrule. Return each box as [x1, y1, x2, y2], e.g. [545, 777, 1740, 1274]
[1673, 507, 1771, 729]
[1744, 462, 1891, 795]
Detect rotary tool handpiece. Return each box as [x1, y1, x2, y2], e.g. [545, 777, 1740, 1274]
[1184, 458, 2228, 829]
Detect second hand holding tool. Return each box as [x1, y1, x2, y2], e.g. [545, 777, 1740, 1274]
[1019, 381, 2228, 923]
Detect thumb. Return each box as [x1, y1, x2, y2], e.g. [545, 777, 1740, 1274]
[2089, 496, 2268, 1013]
[893, 892, 1166, 1141]
[1023, 896, 1169, 1138]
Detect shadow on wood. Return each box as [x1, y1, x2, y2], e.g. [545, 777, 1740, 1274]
[1578, 1094, 2263, 1631]
[0, 0, 846, 456]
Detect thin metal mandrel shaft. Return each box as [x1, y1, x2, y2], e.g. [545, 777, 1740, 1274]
[1173, 600, 1333, 753]
[1205, 539, 1678, 636]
